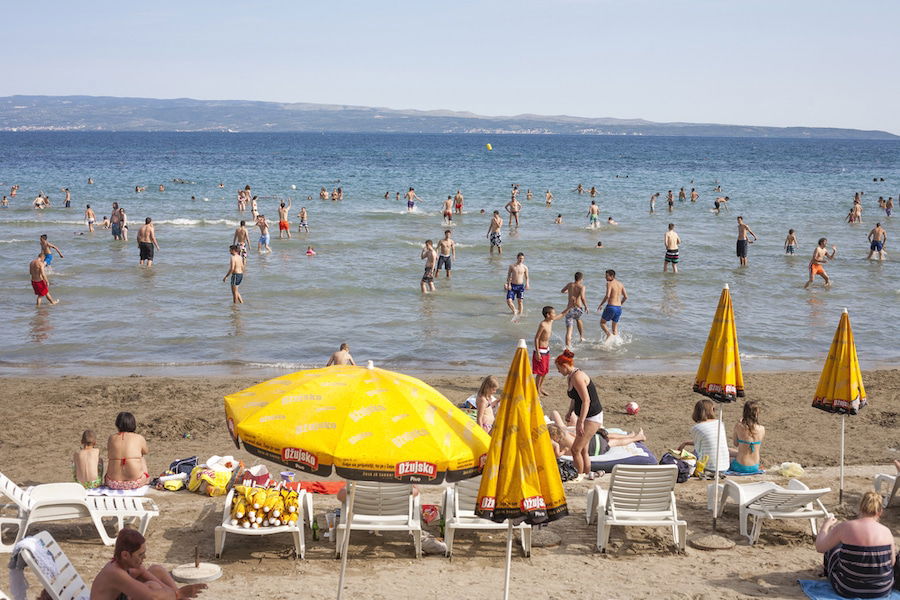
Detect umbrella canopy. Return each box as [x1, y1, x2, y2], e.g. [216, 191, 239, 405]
[693, 284, 744, 403]
[224, 363, 490, 484]
[476, 340, 567, 525]
[812, 309, 866, 415]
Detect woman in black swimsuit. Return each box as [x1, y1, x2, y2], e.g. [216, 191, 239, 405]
[555, 349, 604, 476]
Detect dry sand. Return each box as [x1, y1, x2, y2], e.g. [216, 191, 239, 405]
[1, 370, 899, 599]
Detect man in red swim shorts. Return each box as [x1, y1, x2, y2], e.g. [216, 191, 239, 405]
[533, 305, 567, 397]
[29, 252, 58, 306]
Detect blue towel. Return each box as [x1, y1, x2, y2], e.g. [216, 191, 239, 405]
[798, 579, 900, 600]
[724, 469, 765, 476]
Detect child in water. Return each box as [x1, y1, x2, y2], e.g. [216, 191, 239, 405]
[306, 246, 316, 256]
[784, 229, 798, 255]
[73, 430, 104, 489]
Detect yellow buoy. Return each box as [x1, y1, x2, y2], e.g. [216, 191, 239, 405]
[486, 143, 493, 151]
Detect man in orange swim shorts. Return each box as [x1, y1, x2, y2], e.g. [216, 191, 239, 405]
[277, 198, 292, 239]
[804, 237, 837, 289]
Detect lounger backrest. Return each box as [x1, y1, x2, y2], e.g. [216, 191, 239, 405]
[454, 477, 482, 516]
[21, 531, 89, 600]
[0, 472, 33, 511]
[607, 465, 678, 513]
[750, 489, 830, 513]
[350, 483, 412, 517]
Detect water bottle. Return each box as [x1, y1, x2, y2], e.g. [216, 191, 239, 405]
[311, 516, 320, 541]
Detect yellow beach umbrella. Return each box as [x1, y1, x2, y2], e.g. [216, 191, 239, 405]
[811, 308, 866, 503]
[693, 284, 744, 530]
[476, 340, 567, 600]
[223, 362, 490, 599]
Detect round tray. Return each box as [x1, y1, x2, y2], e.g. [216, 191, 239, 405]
[171, 562, 223, 584]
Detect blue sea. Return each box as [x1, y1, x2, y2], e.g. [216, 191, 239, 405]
[0, 132, 897, 377]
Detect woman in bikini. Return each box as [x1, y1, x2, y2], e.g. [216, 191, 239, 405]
[730, 400, 765, 473]
[555, 350, 604, 477]
[105, 412, 150, 490]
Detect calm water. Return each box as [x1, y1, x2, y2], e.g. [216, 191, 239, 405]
[0, 132, 897, 377]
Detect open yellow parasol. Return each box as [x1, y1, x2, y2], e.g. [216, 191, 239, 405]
[811, 308, 866, 503]
[476, 340, 567, 600]
[693, 283, 744, 403]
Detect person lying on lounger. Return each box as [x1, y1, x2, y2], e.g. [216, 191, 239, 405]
[546, 410, 646, 459]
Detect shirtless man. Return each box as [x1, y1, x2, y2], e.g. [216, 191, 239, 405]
[690, 188, 699, 202]
[250, 196, 259, 220]
[90, 528, 206, 600]
[505, 252, 530, 315]
[405, 187, 421, 212]
[664, 223, 681, 273]
[420, 239, 437, 293]
[454, 189, 464, 214]
[678, 187, 686, 202]
[545, 190, 553, 206]
[256, 215, 271, 253]
[63, 187, 71, 207]
[85, 204, 96, 232]
[804, 238, 837, 288]
[137, 218, 160, 267]
[1, 196, 8, 207]
[736, 216, 758, 266]
[867, 222, 887, 260]
[886, 197, 894, 217]
[505, 196, 521, 227]
[39, 234, 63, 269]
[533, 306, 567, 396]
[320, 187, 328, 200]
[232, 220, 250, 264]
[666, 190, 674, 212]
[487, 210, 503, 255]
[714, 196, 729, 215]
[560, 272, 587, 347]
[110, 202, 122, 240]
[526, 189, 533, 202]
[436, 230, 456, 278]
[442, 196, 453, 223]
[649, 192, 659, 213]
[277, 198, 292, 239]
[29, 253, 58, 306]
[587, 200, 601, 229]
[297, 206, 309, 233]
[589, 186, 597, 198]
[576, 184, 584, 195]
[327, 343, 356, 366]
[223, 245, 244, 303]
[598, 269, 627, 340]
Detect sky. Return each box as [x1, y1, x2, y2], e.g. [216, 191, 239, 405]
[5, 0, 900, 133]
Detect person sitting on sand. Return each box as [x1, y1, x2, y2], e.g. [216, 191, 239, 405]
[90, 528, 207, 600]
[677, 399, 730, 473]
[815, 491, 896, 598]
[730, 400, 765, 473]
[73, 430, 104, 489]
[105, 412, 150, 490]
[459, 375, 501, 432]
[547, 410, 646, 459]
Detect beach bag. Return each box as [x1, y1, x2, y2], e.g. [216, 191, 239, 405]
[659, 452, 693, 484]
[168, 456, 198, 476]
[557, 459, 579, 482]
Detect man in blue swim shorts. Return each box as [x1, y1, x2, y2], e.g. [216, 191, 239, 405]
[256, 214, 271, 253]
[867, 222, 886, 261]
[597, 269, 628, 340]
[505, 252, 530, 315]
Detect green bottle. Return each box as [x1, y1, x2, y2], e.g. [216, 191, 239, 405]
[312, 515, 320, 541]
[439, 515, 445, 538]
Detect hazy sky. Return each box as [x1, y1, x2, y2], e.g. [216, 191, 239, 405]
[6, 1, 900, 133]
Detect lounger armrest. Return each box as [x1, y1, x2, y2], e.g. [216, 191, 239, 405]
[411, 493, 422, 526]
[786, 479, 809, 492]
[29, 482, 87, 501]
[442, 487, 455, 522]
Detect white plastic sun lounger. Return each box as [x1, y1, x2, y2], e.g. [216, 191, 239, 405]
[873, 472, 900, 508]
[214, 487, 312, 559]
[441, 476, 531, 557]
[17, 531, 90, 600]
[335, 483, 422, 559]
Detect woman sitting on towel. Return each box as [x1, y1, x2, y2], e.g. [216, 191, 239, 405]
[105, 411, 151, 490]
[547, 410, 646, 459]
[815, 491, 895, 598]
[730, 400, 765, 473]
[677, 399, 730, 474]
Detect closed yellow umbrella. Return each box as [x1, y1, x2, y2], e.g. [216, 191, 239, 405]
[476, 340, 567, 600]
[811, 308, 866, 503]
[223, 362, 490, 599]
[693, 284, 744, 531]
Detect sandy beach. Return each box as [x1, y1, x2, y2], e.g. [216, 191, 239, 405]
[2, 369, 898, 599]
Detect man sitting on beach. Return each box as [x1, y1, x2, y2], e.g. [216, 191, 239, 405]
[90, 528, 206, 600]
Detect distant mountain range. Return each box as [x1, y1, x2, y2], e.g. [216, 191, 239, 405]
[0, 95, 895, 139]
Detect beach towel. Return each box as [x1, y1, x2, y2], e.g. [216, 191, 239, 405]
[295, 481, 346, 495]
[798, 579, 900, 600]
[8, 536, 59, 600]
[87, 485, 150, 497]
[724, 468, 766, 476]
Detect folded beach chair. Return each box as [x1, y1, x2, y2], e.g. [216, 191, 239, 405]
[214, 488, 312, 559]
[335, 483, 422, 559]
[15, 531, 90, 600]
[709, 478, 832, 544]
[586, 464, 686, 553]
[0, 471, 159, 552]
[441, 476, 531, 557]
[873, 472, 900, 508]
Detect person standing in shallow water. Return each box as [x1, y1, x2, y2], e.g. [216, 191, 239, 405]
[736, 216, 757, 266]
[223, 245, 244, 303]
[664, 223, 681, 273]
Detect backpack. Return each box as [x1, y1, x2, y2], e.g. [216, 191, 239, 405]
[659, 452, 693, 483]
[557, 459, 579, 482]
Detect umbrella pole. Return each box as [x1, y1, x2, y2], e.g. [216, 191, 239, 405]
[712, 405, 723, 532]
[336, 481, 356, 600]
[839, 415, 845, 505]
[503, 519, 513, 600]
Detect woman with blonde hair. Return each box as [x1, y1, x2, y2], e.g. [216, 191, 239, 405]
[730, 400, 765, 473]
[815, 491, 895, 598]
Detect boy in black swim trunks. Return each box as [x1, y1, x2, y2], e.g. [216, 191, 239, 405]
[223, 245, 244, 303]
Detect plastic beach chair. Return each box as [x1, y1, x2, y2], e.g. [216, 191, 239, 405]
[587, 464, 686, 553]
[18, 531, 90, 600]
[335, 483, 422, 559]
[441, 476, 531, 557]
[874, 472, 900, 508]
[0, 472, 159, 552]
[214, 488, 312, 559]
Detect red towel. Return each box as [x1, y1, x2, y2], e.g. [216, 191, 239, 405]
[290, 481, 346, 495]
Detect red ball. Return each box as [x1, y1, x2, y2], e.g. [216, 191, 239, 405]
[625, 401, 640, 415]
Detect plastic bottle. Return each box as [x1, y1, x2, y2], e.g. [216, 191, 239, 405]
[695, 455, 709, 477]
[439, 515, 445, 538]
[311, 516, 320, 541]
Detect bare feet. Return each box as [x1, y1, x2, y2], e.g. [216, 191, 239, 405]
[635, 428, 646, 442]
[894, 459, 900, 473]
